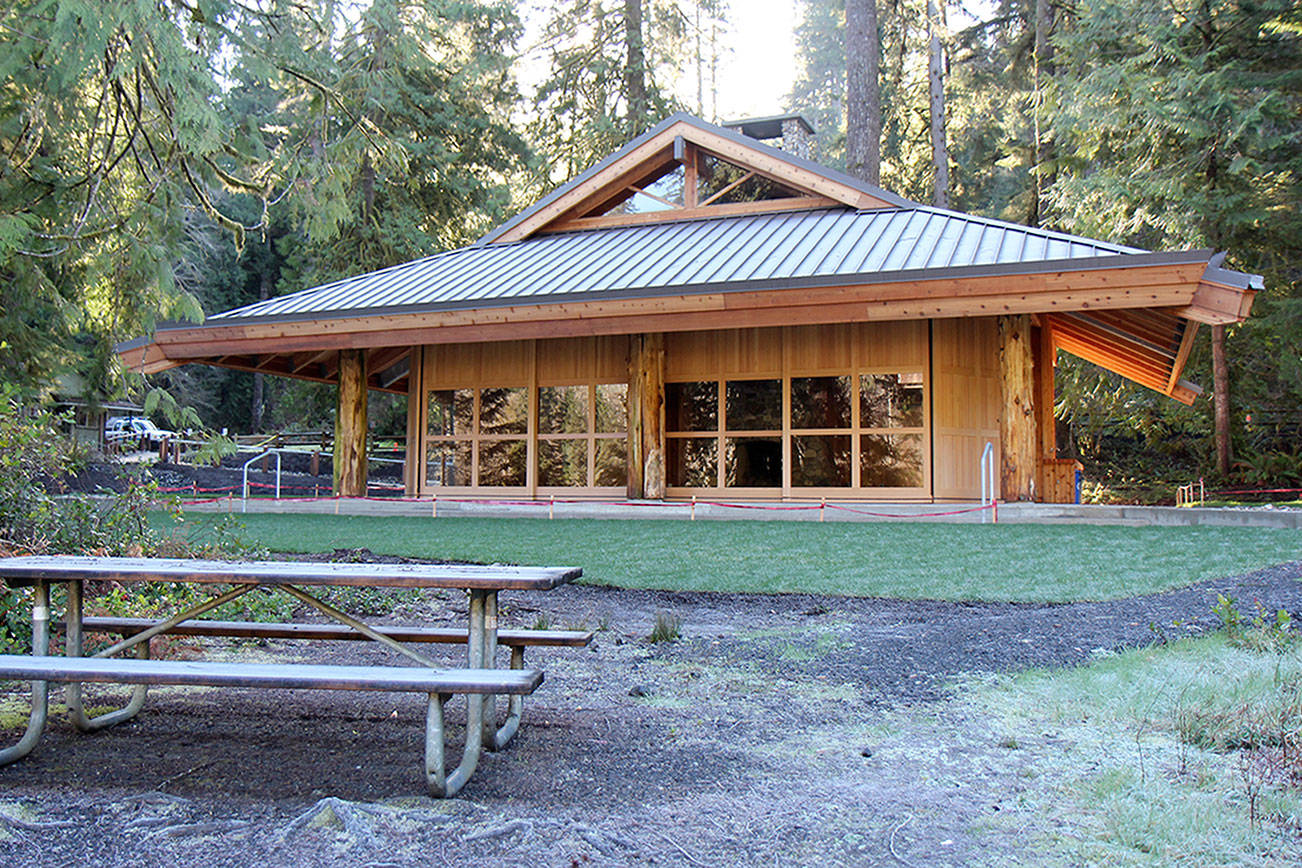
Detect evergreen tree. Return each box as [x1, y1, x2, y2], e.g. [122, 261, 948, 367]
[1048, 0, 1302, 476]
[527, 0, 726, 186]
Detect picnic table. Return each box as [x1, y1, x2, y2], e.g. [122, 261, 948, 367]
[0, 555, 586, 797]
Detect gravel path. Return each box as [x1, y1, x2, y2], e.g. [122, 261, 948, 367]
[0, 560, 1298, 866]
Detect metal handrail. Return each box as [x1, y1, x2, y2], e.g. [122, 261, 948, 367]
[241, 451, 281, 512]
[979, 441, 996, 523]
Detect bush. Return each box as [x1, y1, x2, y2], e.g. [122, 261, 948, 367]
[0, 388, 183, 650]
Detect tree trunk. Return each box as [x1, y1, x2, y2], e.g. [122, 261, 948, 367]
[334, 349, 368, 498]
[251, 235, 272, 431]
[627, 333, 665, 499]
[999, 315, 1035, 501]
[1212, 324, 1232, 476]
[927, 0, 950, 209]
[624, 0, 648, 137]
[845, 0, 882, 185]
[1028, 0, 1056, 227]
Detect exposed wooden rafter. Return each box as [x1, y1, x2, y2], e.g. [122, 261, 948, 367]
[492, 119, 899, 244]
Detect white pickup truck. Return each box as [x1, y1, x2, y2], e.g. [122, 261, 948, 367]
[104, 416, 175, 449]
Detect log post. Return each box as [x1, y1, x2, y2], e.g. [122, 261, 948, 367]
[1031, 323, 1057, 501]
[998, 315, 1035, 501]
[334, 349, 368, 498]
[627, 333, 665, 499]
[404, 347, 423, 497]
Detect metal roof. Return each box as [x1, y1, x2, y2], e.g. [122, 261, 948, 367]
[208, 205, 1178, 326]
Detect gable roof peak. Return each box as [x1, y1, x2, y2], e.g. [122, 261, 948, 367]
[477, 112, 918, 246]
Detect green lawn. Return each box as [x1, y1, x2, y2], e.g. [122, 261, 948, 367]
[164, 512, 1302, 603]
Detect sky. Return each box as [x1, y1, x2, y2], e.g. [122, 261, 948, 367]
[707, 1, 801, 121]
[518, 1, 804, 124]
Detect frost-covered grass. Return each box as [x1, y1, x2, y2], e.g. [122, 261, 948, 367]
[963, 634, 1302, 864]
[165, 512, 1301, 601]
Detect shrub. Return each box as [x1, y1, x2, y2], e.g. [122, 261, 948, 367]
[647, 610, 682, 643]
[0, 388, 186, 650]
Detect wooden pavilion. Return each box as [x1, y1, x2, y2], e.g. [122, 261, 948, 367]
[119, 113, 1261, 503]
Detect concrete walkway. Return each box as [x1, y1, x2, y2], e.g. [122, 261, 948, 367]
[181, 495, 1302, 529]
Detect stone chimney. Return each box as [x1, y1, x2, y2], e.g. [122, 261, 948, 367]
[723, 114, 816, 160]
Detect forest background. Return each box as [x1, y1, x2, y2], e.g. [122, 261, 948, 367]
[0, 0, 1298, 496]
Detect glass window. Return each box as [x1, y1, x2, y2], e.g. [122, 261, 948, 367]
[725, 379, 781, 430]
[667, 437, 718, 488]
[697, 153, 802, 205]
[538, 439, 587, 487]
[427, 389, 473, 436]
[479, 387, 528, 435]
[791, 435, 851, 487]
[860, 374, 924, 428]
[606, 165, 685, 214]
[594, 439, 628, 487]
[860, 434, 924, 487]
[538, 385, 588, 435]
[426, 442, 471, 487]
[595, 383, 627, 433]
[479, 439, 526, 486]
[791, 376, 851, 429]
[667, 381, 718, 431]
[725, 437, 782, 487]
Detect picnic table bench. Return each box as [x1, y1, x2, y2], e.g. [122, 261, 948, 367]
[0, 556, 587, 797]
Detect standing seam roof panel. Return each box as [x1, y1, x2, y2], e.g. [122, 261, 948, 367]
[945, 220, 981, 269]
[927, 217, 966, 270]
[204, 207, 1170, 323]
[849, 211, 910, 274]
[693, 212, 798, 284]
[786, 210, 857, 276]
[748, 212, 827, 280]
[781, 209, 854, 274]
[588, 220, 705, 292]
[731, 212, 813, 281]
[776, 210, 848, 276]
[511, 229, 640, 300]
[645, 214, 758, 287]
[877, 211, 937, 272]
[621, 219, 732, 288]
[435, 237, 559, 303]
[455, 234, 575, 302]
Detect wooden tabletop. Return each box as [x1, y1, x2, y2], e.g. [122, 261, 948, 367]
[0, 556, 582, 591]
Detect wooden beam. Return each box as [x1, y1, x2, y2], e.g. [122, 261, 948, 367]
[404, 347, 423, 497]
[334, 349, 368, 497]
[491, 119, 898, 243]
[140, 262, 1208, 360]
[627, 333, 665, 499]
[1177, 282, 1257, 324]
[1031, 324, 1057, 503]
[1166, 321, 1199, 394]
[547, 195, 838, 233]
[999, 315, 1035, 502]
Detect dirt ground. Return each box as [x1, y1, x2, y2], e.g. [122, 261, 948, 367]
[1, 560, 1300, 866]
[63, 456, 402, 499]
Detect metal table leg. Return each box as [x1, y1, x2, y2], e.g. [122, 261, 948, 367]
[425, 589, 496, 797]
[0, 581, 50, 765]
[66, 579, 149, 732]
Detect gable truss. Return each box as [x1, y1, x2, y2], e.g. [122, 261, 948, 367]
[490, 118, 900, 244]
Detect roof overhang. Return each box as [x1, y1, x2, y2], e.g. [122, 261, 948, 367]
[118, 253, 1257, 400]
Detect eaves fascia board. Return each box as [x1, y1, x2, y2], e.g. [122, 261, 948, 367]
[145, 248, 1217, 335]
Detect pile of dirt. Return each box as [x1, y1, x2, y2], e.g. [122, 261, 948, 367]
[0, 560, 1298, 866]
[61, 457, 402, 498]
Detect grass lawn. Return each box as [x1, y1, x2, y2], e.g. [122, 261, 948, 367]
[165, 512, 1302, 602]
[950, 633, 1302, 862]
